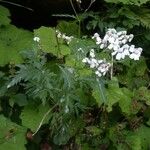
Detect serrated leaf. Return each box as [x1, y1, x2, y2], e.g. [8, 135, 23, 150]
[0, 25, 33, 66]
[21, 104, 51, 131]
[0, 115, 26, 150]
[0, 5, 11, 26]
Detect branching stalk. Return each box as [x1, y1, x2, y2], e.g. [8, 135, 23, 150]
[110, 55, 113, 80]
[33, 104, 57, 136]
[84, 0, 96, 13]
[0, 0, 33, 11]
[69, 0, 81, 37]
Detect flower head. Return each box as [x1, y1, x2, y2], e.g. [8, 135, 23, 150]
[92, 29, 142, 61]
[33, 37, 40, 42]
[82, 49, 111, 77]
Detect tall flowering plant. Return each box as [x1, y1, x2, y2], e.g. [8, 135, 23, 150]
[82, 28, 143, 78]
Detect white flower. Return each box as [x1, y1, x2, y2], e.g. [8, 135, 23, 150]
[76, 0, 82, 3]
[65, 105, 69, 113]
[90, 49, 95, 58]
[56, 30, 73, 44]
[92, 33, 100, 39]
[82, 57, 89, 63]
[96, 37, 102, 44]
[82, 49, 110, 77]
[100, 44, 105, 49]
[129, 47, 142, 60]
[33, 37, 40, 42]
[57, 33, 61, 38]
[95, 70, 102, 77]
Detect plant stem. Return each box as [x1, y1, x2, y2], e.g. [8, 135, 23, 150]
[84, 0, 96, 13]
[33, 104, 57, 136]
[69, 0, 81, 37]
[0, 0, 33, 11]
[110, 55, 113, 80]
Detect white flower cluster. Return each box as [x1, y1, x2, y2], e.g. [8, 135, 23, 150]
[92, 29, 142, 60]
[56, 30, 74, 44]
[82, 49, 111, 77]
[33, 37, 40, 42]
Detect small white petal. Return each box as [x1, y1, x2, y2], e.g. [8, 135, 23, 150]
[116, 53, 122, 60]
[129, 45, 135, 52]
[100, 44, 105, 49]
[33, 37, 40, 42]
[112, 51, 117, 56]
[108, 44, 113, 49]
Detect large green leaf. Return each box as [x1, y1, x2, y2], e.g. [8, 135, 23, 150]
[118, 88, 133, 115]
[34, 26, 71, 57]
[92, 78, 106, 106]
[57, 21, 79, 36]
[106, 78, 132, 113]
[0, 5, 11, 26]
[0, 25, 33, 66]
[21, 104, 51, 131]
[135, 87, 150, 105]
[126, 126, 150, 150]
[0, 115, 26, 150]
[34, 26, 59, 56]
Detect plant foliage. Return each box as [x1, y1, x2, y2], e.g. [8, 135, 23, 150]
[0, 2, 150, 150]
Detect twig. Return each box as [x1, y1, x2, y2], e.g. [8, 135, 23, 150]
[32, 104, 56, 136]
[84, 0, 96, 13]
[69, 0, 81, 37]
[110, 54, 113, 80]
[0, 0, 33, 11]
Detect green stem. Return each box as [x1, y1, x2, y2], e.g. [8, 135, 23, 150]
[110, 55, 114, 80]
[69, 0, 81, 38]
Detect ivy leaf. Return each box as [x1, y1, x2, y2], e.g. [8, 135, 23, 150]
[21, 104, 51, 131]
[0, 25, 33, 66]
[0, 5, 11, 26]
[0, 115, 26, 150]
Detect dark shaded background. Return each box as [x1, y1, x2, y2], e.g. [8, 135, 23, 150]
[0, 0, 101, 30]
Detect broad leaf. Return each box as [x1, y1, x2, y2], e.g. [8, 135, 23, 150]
[0, 5, 11, 26]
[0, 25, 33, 66]
[0, 115, 26, 150]
[21, 104, 51, 131]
